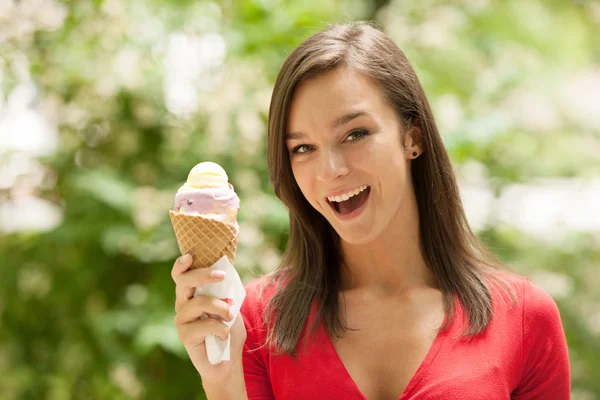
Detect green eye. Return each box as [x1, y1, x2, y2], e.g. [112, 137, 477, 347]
[291, 144, 312, 154]
[347, 129, 369, 141]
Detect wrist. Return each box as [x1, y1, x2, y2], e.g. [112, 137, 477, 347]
[202, 361, 247, 400]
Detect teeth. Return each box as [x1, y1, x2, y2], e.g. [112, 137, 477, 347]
[328, 185, 368, 203]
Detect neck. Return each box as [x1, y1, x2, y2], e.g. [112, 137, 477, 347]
[339, 189, 438, 296]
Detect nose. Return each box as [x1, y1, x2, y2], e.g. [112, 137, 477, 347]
[316, 148, 349, 183]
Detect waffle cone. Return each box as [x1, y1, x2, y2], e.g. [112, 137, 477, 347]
[169, 210, 238, 269]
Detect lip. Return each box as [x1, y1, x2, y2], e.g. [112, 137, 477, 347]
[324, 184, 370, 201]
[327, 186, 371, 221]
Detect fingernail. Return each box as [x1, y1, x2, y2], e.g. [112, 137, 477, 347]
[211, 270, 226, 279]
[179, 254, 191, 263]
[220, 298, 234, 306]
[228, 307, 235, 321]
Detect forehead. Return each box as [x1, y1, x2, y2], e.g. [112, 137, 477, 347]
[287, 66, 386, 130]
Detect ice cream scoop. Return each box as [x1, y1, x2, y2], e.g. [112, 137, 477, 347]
[173, 162, 240, 235]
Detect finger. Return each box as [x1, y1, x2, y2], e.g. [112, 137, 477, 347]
[178, 317, 232, 345]
[176, 284, 195, 301]
[174, 268, 226, 313]
[171, 254, 193, 281]
[174, 267, 226, 288]
[175, 284, 195, 313]
[175, 295, 232, 325]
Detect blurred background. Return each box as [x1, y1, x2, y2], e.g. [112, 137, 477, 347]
[0, 0, 598, 398]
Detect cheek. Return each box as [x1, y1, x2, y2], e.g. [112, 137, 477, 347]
[365, 142, 396, 173]
[370, 141, 408, 196]
[291, 163, 313, 198]
[291, 163, 324, 211]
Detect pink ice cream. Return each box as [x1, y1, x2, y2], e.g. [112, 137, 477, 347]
[172, 162, 240, 234]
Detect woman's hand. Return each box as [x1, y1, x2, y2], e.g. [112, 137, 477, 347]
[172, 254, 247, 384]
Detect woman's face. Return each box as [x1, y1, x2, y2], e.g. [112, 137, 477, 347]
[286, 66, 421, 245]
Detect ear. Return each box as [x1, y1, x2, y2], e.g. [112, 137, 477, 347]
[403, 117, 424, 158]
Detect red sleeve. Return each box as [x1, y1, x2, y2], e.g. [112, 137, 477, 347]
[512, 280, 571, 400]
[241, 280, 275, 400]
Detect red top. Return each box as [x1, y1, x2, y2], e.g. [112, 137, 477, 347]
[240, 273, 570, 400]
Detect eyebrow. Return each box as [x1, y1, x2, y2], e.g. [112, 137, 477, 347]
[285, 110, 371, 141]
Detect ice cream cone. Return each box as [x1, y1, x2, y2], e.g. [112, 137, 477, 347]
[169, 210, 238, 269]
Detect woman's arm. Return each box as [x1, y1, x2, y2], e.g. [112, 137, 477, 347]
[512, 280, 571, 400]
[238, 280, 276, 400]
[202, 313, 276, 400]
[202, 360, 248, 400]
[240, 325, 276, 399]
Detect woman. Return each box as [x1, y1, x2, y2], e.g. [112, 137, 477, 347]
[172, 21, 570, 399]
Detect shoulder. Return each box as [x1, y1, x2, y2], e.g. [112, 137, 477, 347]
[243, 272, 283, 307]
[485, 270, 565, 346]
[487, 270, 561, 313]
[479, 270, 563, 336]
[241, 271, 287, 329]
[492, 271, 562, 322]
[520, 276, 564, 338]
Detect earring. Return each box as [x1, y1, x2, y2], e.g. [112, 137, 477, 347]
[412, 152, 418, 157]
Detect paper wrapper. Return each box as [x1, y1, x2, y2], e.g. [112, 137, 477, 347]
[193, 256, 246, 364]
[169, 211, 237, 269]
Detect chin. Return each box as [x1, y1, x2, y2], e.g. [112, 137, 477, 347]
[336, 227, 378, 246]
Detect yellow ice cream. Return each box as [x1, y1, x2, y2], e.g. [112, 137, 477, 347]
[182, 162, 229, 190]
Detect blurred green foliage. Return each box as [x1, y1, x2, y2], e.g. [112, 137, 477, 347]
[1, 0, 599, 398]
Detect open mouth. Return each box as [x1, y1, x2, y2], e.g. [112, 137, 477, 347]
[327, 186, 371, 216]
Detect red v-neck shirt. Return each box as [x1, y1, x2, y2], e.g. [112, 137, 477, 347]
[240, 273, 570, 399]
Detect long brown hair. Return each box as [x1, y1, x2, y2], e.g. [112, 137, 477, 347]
[263, 20, 517, 357]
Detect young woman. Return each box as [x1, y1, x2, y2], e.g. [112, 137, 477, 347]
[172, 21, 570, 400]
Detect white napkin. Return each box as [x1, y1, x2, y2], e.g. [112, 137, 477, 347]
[193, 255, 246, 365]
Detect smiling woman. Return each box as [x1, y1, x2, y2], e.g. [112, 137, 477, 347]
[228, 21, 570, 400]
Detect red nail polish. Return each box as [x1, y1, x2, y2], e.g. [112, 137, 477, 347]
[220, 298, 234, 306]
